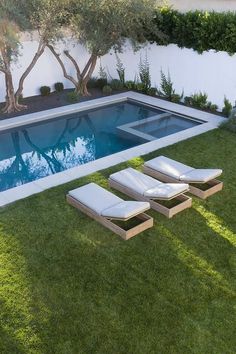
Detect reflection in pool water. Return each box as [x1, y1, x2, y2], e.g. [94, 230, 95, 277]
[0, 101, 161, 192]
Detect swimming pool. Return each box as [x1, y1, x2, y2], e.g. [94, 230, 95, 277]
[0, 99, 202, 192]
[0, 92, 224, 205]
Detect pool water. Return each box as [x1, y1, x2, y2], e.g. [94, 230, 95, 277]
[0, 100, 202, 192]
[135, 114, 200, 139]
[0, 101, 162, 192]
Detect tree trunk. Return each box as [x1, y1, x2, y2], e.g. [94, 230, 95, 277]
[1, 40, 46, 114]
[47, 44, 98, 97]
[15, 41, 46, 103]
[47, 44, 79, 89]
[78, 81, 90, 96]
[78, 55, 98, 96]
[2, 71, 26, 114]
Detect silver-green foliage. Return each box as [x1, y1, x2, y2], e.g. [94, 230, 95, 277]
[70, 0, 159, 56]
[158, 70, 182, 103]
[222, 97, 233, 117]
[116, 54, 125, 85]
[138, 54, 151, 93]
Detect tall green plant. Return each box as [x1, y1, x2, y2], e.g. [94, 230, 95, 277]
[98, 60, 107, 80]
[115, 54, 125, 85]
[138, 54, 151, 93]
[222, 97, 233, 117]
[158, 70, 182, 102]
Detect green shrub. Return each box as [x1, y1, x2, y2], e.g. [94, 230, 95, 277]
[125, 80, 136, 90]
[207, 102, 218, 113]
[222, 97, 233, 117]
[158, 70, 182, 102]
[150, 8, 236, 55]
[110, 79, 124, 91]
[96, 78, 108, 89]
[54, 82, 64, 92]
[87, 77, 97, 89]
[40, 86, 51, 96]
[184, 92, 208, 109]
[184, 92, 219, 112]
[147, 87, 157, 96]
[220, 113, 236, 133]
[102, 85, 112, 95]
[184, 96, 191, 106]
[66, 91, 79, 103]
[171, 94, 182, 103]
[136, 82, 146, 92]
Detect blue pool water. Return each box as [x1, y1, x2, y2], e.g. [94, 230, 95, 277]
[0, 101, 162, 191]
[0, 100, 201, 192]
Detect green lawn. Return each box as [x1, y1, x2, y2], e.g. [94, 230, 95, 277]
[0, 129, 236, 354]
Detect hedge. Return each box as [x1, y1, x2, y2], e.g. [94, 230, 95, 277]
[148, 8, 236, 55]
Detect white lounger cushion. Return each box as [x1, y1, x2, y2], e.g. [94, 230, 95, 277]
[69, 183, 123, 214]
[144, 183, 189, 199]
[144, 156, 193, 179]
[110, 168, 161, 195]
[110, 168, 189, 199]
[102, 201, 150, 219]
[145, 156, 222, 183]
[179, 169, 222, 183]
[69, 183, 150, 219]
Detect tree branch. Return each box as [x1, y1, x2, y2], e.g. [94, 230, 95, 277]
[64, 50, 81, 80]
[81, 55, 93, 78]
[84, 55, 97, 83]
[47, 44, 78, 88]
[15, 39, 46, 99]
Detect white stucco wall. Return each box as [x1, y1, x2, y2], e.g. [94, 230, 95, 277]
[1, 39, 236, 110]
[168, 0, 236, 12]
[0, 40, 91, 101]
[103, 43, 236, 109]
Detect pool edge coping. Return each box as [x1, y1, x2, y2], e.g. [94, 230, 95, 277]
[0, 92, 226, 207]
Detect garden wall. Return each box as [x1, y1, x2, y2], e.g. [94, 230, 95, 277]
[0, 39, 236, 110]
[168, 0, 236, 12]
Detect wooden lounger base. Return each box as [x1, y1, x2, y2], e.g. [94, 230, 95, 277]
[108, 179, 192, 219]
[66, 195, 153, 240]
[143, 165, 223, 200]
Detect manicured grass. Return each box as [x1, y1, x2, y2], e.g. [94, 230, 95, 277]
[0, 129, 236, 354]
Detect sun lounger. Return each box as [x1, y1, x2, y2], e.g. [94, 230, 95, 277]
[143, 156, 223, 199]
[66, 183, 153, 240]
[109, 168, 192, 218]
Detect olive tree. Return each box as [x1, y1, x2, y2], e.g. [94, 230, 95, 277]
[0, 0, 66, 113]
[47, 0, 160, 96]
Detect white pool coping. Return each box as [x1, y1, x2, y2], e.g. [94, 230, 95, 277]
[0, 91, 226, 207]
